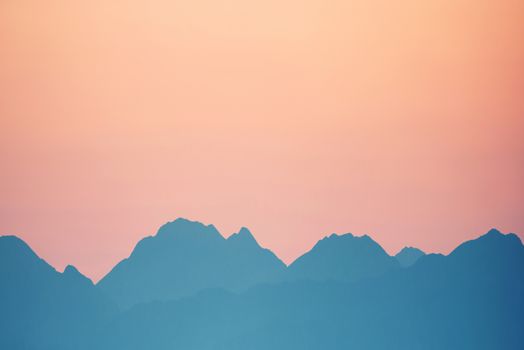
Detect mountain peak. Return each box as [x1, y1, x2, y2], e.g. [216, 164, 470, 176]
[0, 235, 43, 265]
[449, 228, 523, 261]
[476, 228, 521, 244]
[288, 231, 399, 283]
[156, 218, 223, 239]
[323, 232, 353, 240]
[397, 246, 425, 255]
[238, 226, 253, 236]
[0, 235, 33, 251]
[126, 218, 225, 262]
[395, 247, 426, 267]
[63, 265, 94, 286]
[486, 228, 503, 236]
[316, 232, 377, 250]
[64, 264, 80, 274]
[228, 227, 257, 245]
[98, 220, 285, 308]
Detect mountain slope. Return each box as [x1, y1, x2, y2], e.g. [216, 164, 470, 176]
[2, 226, 523, 349]
[395, 246, 425, 267]
[97, 218, 286, 308]
[88, 229, 524, 350]
[287, 233, 400, 282]
[0, 236, 116, 350]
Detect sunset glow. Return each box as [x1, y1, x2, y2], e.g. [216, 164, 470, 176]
[1, 0, 523, 281]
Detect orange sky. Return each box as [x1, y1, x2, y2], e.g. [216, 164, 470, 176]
[1, 0, 523, 281]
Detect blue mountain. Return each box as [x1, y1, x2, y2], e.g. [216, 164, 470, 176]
[1, 226, 523, 349]
[0, 235, 116, 350]
[395, 246, 425, 267]
[87, 228, 524, 350]
[287, 232, 400, 282]
[97, 218, 286, 308]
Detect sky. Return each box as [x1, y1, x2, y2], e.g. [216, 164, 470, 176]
[1, 0, 523, 282]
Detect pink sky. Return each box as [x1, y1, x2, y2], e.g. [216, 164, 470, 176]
[1, 0, 523, 282]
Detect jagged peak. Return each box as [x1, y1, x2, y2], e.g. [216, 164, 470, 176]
[228, 227, 259, 245]
[477, 228, 520, 243]
[316, 232, 378, 247]
[395, 246, 426, 267]
[449, 228, 523, 258]
[238, 226, 252, 236]
[63, 264, 94, 286]
[126, 218, 225, 260]
[485, 228, 503, 237]
[477, 228, 522, 244]
[297, 231, 392, 264]
[396, 246, 426, 256]
[63, 264, 82, 275]
[156, 217, 223, 239]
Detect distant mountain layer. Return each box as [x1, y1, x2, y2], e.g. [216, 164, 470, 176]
[1, 222, 523, 349]
[395, 246, 425, 267]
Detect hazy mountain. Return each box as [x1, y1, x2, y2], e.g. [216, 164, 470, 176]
[287, 233, 400, 282]
[86, 229, 524, 350]
[395, 246, 425, 267]
[2, 226, 523, 349]
[0, 236, 116, 350]
[62, 264, 94, 288]
[97, 218, 286, 308]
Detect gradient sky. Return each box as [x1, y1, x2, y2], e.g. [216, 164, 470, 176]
[1, 0, 523, 282]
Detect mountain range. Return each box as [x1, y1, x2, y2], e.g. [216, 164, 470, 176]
[98, 219, 285, 308]
[1, 218, 523, 349]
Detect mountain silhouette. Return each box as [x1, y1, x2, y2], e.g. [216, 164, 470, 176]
[395, 246, 425, 267]
[97, 218, 285, 308]
[0, 235, 116, 350]
[1, 225, 523, 349]
[62, 264, 94, 287]
[287, 232, 399, 282]
[86, 228, 524, 350]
